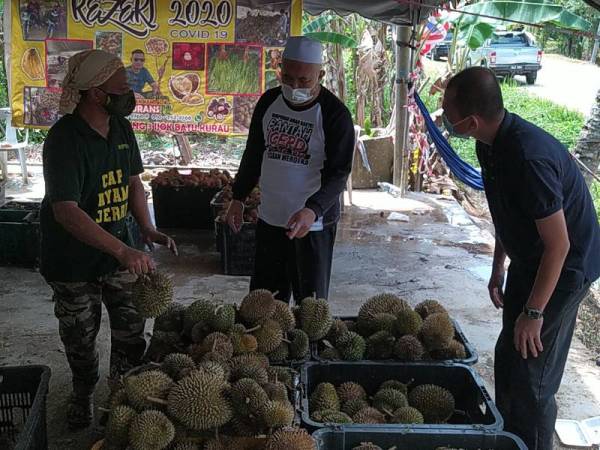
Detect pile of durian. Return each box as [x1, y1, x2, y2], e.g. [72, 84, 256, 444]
[308, 379, 455, 426]
[316, 294, 467, 362]
[145, 288, 320, 366]
[102, 288, 329, 449]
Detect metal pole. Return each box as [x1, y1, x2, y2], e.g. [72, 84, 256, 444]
[393, 25, 412, 193]
[591, 21, 600, 64]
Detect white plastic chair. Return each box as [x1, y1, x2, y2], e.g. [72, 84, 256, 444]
[0, 108, 29, 184]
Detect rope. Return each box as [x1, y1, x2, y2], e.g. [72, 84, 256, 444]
[414, 92, 485, 190]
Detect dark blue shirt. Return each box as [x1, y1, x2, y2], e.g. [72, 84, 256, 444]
[476, 111, 600, 289]
[126, 67, 154, 94]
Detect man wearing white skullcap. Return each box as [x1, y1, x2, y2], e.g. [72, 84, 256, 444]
[228, 36, 355, 302]
[41, 49, 177, 429]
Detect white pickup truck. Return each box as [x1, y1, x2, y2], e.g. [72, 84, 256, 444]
[469, 31, 543, 84]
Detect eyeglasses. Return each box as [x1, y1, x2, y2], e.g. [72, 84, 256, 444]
[133, 58, 145, 62]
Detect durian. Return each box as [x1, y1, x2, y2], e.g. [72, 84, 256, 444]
[129, 409, 175, 450]
[325, 319, 348, 345]
[229, 324, 259, 355]
[299, 297, 333, 341]
[109, 388, 129, 409]
[379, 380, 408, 395]
[394, 335, 425, 361]
[419, 313, 455, 350]
[429, 339, 467, 360]
[105, 405, 136, 448]
[124, 370, 173, 411]
[230, 378, 269, 418]
[415, 299, 448, 319]
[309, 383, 340, 412]
[311, 409, 353, 424]
[267, 366, 295, 388]
[319, 347, 341, 360]
[184, 299, 215, 336]
[336, 382, 367, 403]
[265, 427, 316, 450]
[365, 331, 396, 359]
[262, 400, 295, 429]
[408, 384, 455, 423]
[254, 319, 284, 353]
[172, 443, 200, 450]
[154, 302, 185, 332]
[239, 289, 276, 325]
[230, 356, 269, 384]
[394, 308, 423, 336]
[167, 371, 233, 430]
[372, 388, 408, 413]
[271, 300, 296, 332]
[210, 303, 236, 333]
[341, 398, 370, 417]
[146, 331, 183, 362]
[352, 444, 383, 450]
[132, 271, 173, 318]
[234, 352, 270, 369]
[288, 329, 310, 360]
[337, 331, 366, 361]
[195, 360, 230, 382]
[390, 406, 424, 424]
[268, 342, 290, 362]
[263, 381, 289, 402]
[361, 312, 396, 336]
[357, 294, 409, 323]
[162, 353, 196, 381]
[200, 332, 234, 359]
[352, 407, 386, 424]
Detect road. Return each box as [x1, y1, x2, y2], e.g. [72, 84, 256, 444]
[521, 53, 600, 117]
[425, 53, 600, 117]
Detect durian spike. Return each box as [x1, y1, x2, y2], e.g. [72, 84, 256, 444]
[147, 396, 169, 406]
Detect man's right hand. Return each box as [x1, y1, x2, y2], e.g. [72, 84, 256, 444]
[226, 200, 244, 234]
[116, 246, 155, 275]
[488, 268, 505, 309]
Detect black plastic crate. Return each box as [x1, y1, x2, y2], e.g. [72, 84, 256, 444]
[152, 185, 219, 229]
[0, 365, 51, 450]
[312, 428, 527, 450]
[312, 316, 478, 365]
[0, 210, 40, 267]
[299, 362, 502, 432]
[217, 221, 256, 276]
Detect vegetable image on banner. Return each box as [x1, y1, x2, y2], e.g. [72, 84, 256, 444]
[5, 0, 303, 135]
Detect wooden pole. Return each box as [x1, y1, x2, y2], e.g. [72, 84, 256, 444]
[393, 25, 412, 194]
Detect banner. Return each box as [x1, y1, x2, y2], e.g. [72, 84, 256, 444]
[6, 0, 302, 134]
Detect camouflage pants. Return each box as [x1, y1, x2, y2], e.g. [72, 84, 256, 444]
[49, 271, 146, 396]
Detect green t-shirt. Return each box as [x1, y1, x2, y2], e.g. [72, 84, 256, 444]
[40, 113, 144, 282]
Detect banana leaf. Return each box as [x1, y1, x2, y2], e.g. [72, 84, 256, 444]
[456, 0, 591, 32]
[303, 15, 337, 33]
[303, 31, 358, 48]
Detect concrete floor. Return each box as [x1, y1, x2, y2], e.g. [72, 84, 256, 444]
[1, 188, 600, 449]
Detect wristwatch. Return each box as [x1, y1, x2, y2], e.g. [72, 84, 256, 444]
[523, 305, 544, 320]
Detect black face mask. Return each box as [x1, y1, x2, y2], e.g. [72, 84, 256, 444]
[100, 89, 136, 117]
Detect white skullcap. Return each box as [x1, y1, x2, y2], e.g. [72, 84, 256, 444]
[282, 36, 323, 64]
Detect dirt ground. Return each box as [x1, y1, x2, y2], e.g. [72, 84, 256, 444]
[1, 183, 600, 449]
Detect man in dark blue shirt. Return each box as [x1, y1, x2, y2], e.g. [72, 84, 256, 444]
[443, 67, 600, 450]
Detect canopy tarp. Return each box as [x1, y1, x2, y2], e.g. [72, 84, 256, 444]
[303, 0, 444, 25]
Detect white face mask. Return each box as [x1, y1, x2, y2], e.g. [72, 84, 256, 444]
[281, 84, 315, 105]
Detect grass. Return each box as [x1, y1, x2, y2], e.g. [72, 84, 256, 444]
[208, 51, 260, 95]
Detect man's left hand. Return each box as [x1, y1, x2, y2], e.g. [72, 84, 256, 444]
[141, 227, 178, 256]
[286, 208, 316, 239]
[514, 312, 544, 359]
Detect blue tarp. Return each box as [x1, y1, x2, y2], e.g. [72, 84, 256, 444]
[414, 92, 484, 190]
